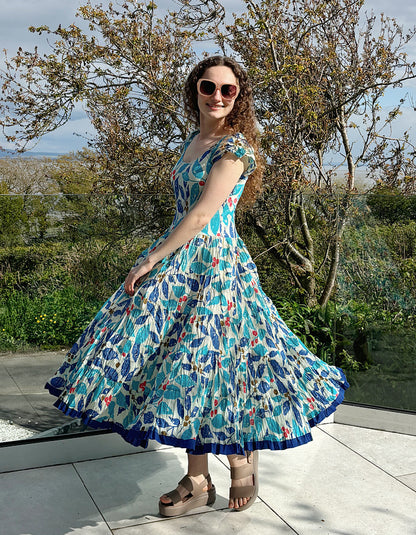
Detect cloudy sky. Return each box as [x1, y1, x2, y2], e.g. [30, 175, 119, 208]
[1, 0, 415, 153]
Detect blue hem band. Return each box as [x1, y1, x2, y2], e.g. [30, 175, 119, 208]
[45, 378, 348, 455]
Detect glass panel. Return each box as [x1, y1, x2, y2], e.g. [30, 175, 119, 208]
[0, 193, 175, 443]
[337, 194, 416, 411]
[1, 192, 415, 445]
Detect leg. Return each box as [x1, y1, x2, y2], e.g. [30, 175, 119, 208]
[227, 451, 259, 510]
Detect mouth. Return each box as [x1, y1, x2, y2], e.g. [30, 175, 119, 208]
[207, 104, 224, 110]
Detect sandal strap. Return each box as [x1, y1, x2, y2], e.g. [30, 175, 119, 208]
[229, 485, 255, 499]
[230, 462, 254, 480]
[164, 474, 211, 505]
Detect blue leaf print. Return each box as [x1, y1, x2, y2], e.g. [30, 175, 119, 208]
[283, 401, 290, 415]
[210, 325, 220, 350]
[177, 273, 186, 284]
[270, 360, 286, 377]
[258, 381, 270, 394]
[200, 424, 213, 438]
[187, 277, 199, 292]
[150, 331, 159, 344]
[102, 348, 118, 361]
[135, 315, 147, 326]
[177, 374, 196, 387]
[156, 417, 169, 428]
[185, 395, 191, 411]
[177, 399, 184, 418]
[163, 385, 181, 399]
[121, 357, 130, 377]
[162, 280, 169, 298]
[190, 261, 207, 274]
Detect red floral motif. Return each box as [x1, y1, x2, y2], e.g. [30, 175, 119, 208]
[227, 300, 233, 311]
[162, 379, 170, 391]
[224, 317, 230, 327]
[282, 426, 290, 438]
[199, 180, 205, 186]
[307, 396, 315, 409]
[214, 399, 219, 407]
[212, 257, 219, 267]
[139, 381, 146, 391]
[69, 387, 75, 394]
[104, 395, 112, 407]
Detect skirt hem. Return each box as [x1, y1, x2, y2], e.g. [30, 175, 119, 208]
[45, 381, 347, 455]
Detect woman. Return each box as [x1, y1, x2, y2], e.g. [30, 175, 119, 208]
[46, 56, 349, 516]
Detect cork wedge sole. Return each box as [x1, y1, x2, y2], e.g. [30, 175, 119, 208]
[159, 474, 216, 517]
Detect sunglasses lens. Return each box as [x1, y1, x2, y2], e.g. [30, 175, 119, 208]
[199, 80, 216, 96]
[222, 84, 237, 98]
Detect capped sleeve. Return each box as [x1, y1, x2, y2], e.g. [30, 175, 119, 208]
[211, 133, 256, 177]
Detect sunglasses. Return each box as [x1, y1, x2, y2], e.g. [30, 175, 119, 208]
[197, 79, 239, 100]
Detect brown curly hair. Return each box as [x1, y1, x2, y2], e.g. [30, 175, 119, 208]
[184, 56, 263, 207]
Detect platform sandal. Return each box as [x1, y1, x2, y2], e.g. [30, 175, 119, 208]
[159, 474, 216, 517]
[229, 450, 259, 512]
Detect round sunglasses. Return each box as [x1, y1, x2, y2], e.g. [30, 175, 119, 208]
[197, 79, 239, 100]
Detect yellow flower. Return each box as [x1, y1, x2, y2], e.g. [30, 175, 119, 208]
[37, 320, 40, 323]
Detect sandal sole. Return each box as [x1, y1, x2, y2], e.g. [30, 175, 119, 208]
[159, 485, 216, 517]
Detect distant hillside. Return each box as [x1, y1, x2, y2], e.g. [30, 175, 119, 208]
[0, 149, 61, 159]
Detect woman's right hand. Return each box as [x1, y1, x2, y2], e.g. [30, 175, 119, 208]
[123, 257, 156, 296]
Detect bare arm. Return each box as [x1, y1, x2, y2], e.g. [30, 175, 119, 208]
[124, 153, 245, 295]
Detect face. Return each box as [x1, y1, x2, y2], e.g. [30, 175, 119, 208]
[197, 65, 239, 125]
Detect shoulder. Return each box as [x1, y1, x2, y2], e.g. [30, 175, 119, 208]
[212, 132, 256, 175]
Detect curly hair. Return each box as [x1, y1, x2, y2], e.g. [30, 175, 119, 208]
[184, 56, 263, 207]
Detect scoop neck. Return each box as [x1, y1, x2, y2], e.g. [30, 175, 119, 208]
[180, 131, 227, 164]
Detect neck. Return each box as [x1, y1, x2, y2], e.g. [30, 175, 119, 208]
[199, 117, 227, 140]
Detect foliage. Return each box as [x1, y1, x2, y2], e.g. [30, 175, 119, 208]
[1, 0, 416, 307]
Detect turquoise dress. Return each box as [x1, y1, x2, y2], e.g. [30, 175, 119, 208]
[46, 131, 349, 455]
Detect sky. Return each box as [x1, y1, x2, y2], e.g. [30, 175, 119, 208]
[0, 0, 416, 154]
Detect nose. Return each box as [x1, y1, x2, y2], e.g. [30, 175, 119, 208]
[211, 88, 222, 101]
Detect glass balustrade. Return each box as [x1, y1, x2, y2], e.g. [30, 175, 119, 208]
[0, 192, 415, 445]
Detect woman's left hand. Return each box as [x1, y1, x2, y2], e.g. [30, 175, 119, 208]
[124, 257, 156, 296]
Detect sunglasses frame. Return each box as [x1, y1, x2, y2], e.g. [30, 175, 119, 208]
[197, 79, 240, 100]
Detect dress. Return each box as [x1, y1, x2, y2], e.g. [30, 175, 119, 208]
[45, 131, 349, 455]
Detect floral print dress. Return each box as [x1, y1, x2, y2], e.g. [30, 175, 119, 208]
[45, 131, 349, 455]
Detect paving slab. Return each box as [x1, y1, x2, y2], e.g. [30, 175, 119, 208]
[397, 473, 416, 492]
[0, 464, 112, 535]
[74, 447, 244, 530]
[111, 502, 296, 535]
[258, 426, 416, 535]
[321, 422, 416, 477]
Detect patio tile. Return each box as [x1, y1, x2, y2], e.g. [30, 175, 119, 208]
[257, 426, 416, 535]
[397, 473, 416, 492]
[0, 464, 112, 535]
[75, 447, 239, 530]
[111, 501, 296, 534]
[321, 422, 416, 476]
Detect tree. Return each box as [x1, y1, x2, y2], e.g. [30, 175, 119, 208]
[217, 0, 416, 305]
[1, 0, 416, 305]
